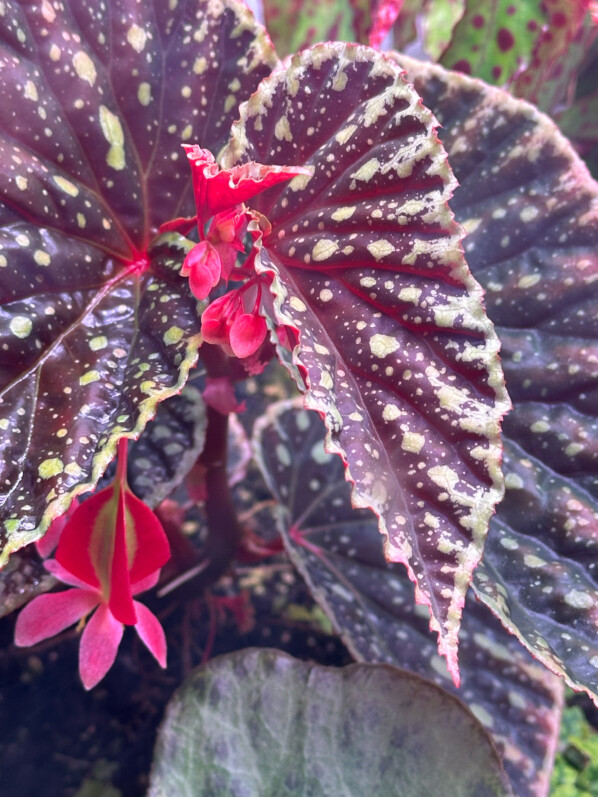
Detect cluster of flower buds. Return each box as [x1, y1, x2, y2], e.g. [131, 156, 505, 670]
[162, 145, 310, 362]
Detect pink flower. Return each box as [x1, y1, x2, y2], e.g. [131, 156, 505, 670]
[182, 145, 310, 227]
[15, 439, 170, 689]
[181, 240, 222, 301]
[201, 278, 268, 360]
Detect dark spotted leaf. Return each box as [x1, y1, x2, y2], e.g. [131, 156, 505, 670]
[149, 649, 513, 797]
[440, 0, 542, 84]
[0, 545, 56, 619]
[252, 399, 563, 797]
[395, 56, 598, 703]
[222, 42, 510, 680]
[127, 384, 207, 508]
[0, 0, 277, 564]
[511, 1, 592, 111]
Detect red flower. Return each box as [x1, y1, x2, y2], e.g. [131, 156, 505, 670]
[15, 439, 170, 689]
[181, 240, 222, 301]
[183, 145, 310, 227]
[201, 279, 268, 360]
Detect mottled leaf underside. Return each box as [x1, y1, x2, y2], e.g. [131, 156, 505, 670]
[0, 0, 277, 563]
[223, 43, 510, 679]
[253, 399, 563, 797]
[149, 649, 512, 796]
[395, 55, 598, 702]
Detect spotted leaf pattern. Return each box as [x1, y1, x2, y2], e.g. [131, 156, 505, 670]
[262, 0, 401, 58]
[0, 0, 278, 564]
[252, 399, 563, 797]
[440, 0, 542, 85]
[511, 1, 592, 111]
[222, 43, 510, 680]
[395, 55, 598, 703]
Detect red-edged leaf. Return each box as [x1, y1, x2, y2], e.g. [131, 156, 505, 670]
[0, 0, 277, 565]
[222, 42, 510, 680]
[395, 55, 598, 703]
[253, 399, 564, 797]
[440, 0, 542, 84]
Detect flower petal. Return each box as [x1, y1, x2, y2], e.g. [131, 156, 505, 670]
[79, 603, 124, 690]
[133, 600, 167, 668]
[229, 312, 268, 359]
[131, 568, 161, 596]
[183, 144, 312, 221]
[108, 487, 137, 625]
[125, 490, 171, 585]
[55, 486, 115, 589]
[44, 558, 101, 591]
[14, 589, 99, 647]
[36, 498, 80, 559]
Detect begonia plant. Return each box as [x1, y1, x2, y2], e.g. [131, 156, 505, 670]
[0, 0, 597, 793]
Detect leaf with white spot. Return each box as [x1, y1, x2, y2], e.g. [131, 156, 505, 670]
[149, 649, 513, 797]
[0, 0, 277, 564]
[252, 399, 563, 797]
[221, 42, 510, 681]
[395, 56, 598, 703]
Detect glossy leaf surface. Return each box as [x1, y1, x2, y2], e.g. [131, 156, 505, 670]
[149, 649, 512, 796]
[0, 0, 277, 564]
[253, 399, 563, 797]
[222, 42, 509, 680]
[395, 55, 598, 703]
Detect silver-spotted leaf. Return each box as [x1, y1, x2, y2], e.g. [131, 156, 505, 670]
[0, 0, 277, 564]
[395, 55, 598, 703]
[252, 399, 563, 797]
[221, 42, 510, 680]
[149, 649, 513, 797]
[127, 385, 207, 508]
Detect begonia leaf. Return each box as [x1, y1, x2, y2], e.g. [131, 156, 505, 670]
[440, 0, 542, 84]
[395, 56, 598, 703]
[127, 385, 207, 508]
[0, 0, 277, 565]
[221, 42, 510, 680]
[420, 0, 466, 61]
[0, 545, 56, 618]
[149, 649, 512, 797]
[252, 400, 563, 797]
[252, 399, 564, 797]
[511, 1, 593, 111]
